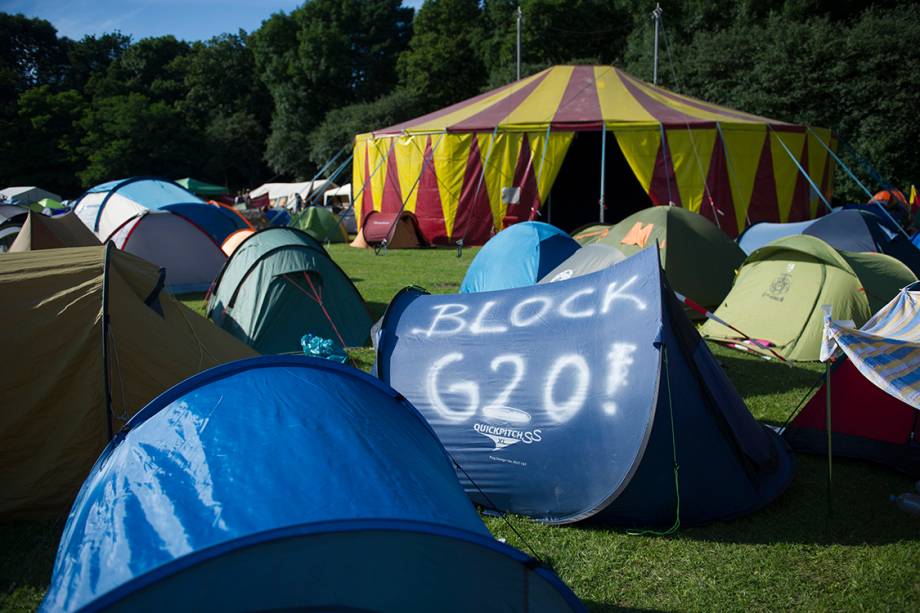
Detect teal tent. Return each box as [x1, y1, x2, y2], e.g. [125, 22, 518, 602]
[207, 227, 372, 353]
[175, 177, 228, 198]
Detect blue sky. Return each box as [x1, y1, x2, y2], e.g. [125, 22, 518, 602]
[2, 0, 423, 41]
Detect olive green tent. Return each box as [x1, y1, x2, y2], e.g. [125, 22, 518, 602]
[290, 206, 348, 243]
[9, 211, 100, 251]
[592, 206, 745, 311]
[207, 227, 372, 353]
[571, 224, 612, 245]
[175, 177, 228, 198]
[701, 235, 917, 361]
[0, 245, 256, 518]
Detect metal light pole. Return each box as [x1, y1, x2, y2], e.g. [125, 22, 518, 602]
[652, 3, 662, 85]
[516, 5, 523, 81]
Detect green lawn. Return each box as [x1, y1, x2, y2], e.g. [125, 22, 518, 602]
[3, 245, 918, 612]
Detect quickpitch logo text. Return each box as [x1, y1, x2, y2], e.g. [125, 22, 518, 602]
[474, 423, 542, 450]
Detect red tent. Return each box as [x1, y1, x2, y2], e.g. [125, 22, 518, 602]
[784, 359, 920, 477]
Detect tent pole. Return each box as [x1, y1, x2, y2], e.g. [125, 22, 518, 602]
[825, 359, 833, 517]
[599, 125, 607, 223]
[652, 4, 662, 85]
[807, 127, 874, 200]
[768, 126, 834, 216]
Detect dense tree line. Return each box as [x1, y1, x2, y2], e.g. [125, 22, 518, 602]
[1, 0, 916, 201]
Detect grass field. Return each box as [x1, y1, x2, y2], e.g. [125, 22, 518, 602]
[2, 245, 918, 611]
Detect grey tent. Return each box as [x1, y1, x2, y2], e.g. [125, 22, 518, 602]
[539, 244, 627, 283]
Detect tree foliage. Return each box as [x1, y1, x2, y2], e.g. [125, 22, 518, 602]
[0, 1, 917, 200]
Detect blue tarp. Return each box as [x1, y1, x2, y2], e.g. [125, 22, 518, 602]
[377, 248, 793, 526]
[42, 357, 582, 612]
[460, 222, 579, 293]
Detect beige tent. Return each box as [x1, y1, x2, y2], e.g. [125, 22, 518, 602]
[0, 245, 257, 518]
[8, 211, 100, 252]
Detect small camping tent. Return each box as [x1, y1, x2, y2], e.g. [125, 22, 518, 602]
[539, 243, 626, 284]
[175, 177, 228, 198]
[595, 206, 745, 310]
[41, 356, 583, 613]
[8, 211, 100, 251]
[0, 204, 28, 252]
[785, 285, 920, 477]
[701, 235, 917, 361]
[0, 186, 62, 206]
[461, 221, 579, 293]
[737, 219, 817, 254]
[72, 177, 244, 292]
[353, 210, 427, 249]
[376, 248, 793, 526]
[571, 223, 612, 244]
[208, 227, 373, 353]
[0, 245, 255, 518]
[290, 206, 349, 243]
[785, 359, 920, 477]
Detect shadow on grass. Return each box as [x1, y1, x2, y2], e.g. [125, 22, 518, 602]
[366, 301, 389, 322]
[711, 349, 824, 399]
[585, 604, 672, 613]
[578, 453, 917, 547]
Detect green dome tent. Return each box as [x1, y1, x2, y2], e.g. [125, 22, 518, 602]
[701, 235, 917, 361]
[594, 206, 745, 311]
[290, 206, 348, 243]
[207, 227, 372, 353]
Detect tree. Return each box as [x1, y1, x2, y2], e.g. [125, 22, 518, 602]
[78, 93, 200, 185]
[62, 32, 131, 92]
[86, 35, 191, 104]
[397, 0, 486, 112]
[250, 0, 412, 176]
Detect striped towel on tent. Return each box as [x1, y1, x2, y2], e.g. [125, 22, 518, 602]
[821, 285, 920, 409]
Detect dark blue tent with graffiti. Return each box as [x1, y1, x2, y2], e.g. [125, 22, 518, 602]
[461, 221, 579, 293]
[377, 248, 793, 526]
[41, 357, 583, 613]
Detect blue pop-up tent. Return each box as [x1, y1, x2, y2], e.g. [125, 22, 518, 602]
[461, 221, 579, 293]
[42, 356, 582, 613]
[377, 248, 793, 526]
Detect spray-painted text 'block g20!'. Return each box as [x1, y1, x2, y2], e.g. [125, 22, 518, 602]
[376, 248, 667, 523]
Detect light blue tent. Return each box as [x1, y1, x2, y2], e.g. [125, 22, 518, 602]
[461, 221, 579, 293]
[41, 356, 583, 612]
[377, 248, 793, 526]
[737, 219, 815, 254]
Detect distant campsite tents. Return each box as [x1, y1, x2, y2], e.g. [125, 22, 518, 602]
[461, 221, 579, 293]
[41, 356, 583, 612]
[0, 186, 62, 207]
[290, 206, 349, 243]
[72, 177, 245, 292]
[0, 245, 255, 518]
[8, 211, 100, 251]
[588, 206, 745, 310]
[377, 248, 793, 526]
[701, 235, 917, 361]
[355, 64, 836, 246]
[249, 181, 335, 210]
[208, 227, 372, 353]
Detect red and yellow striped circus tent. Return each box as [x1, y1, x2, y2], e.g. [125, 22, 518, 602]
[353, 64, 836, 245]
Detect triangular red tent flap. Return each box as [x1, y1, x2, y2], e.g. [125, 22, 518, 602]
[380, 143, 403, 213]
[414, 136, 449, 244]
[452, 138, 495, 245]
[647, 134, 680, 207]
[504, 133, 541, 225]
[787, 137, 813, 222]
[702, 131, 739, 233]
[747, 135, 778, 225]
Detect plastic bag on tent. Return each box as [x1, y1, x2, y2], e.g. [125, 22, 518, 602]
[300, 333, 348, 364]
